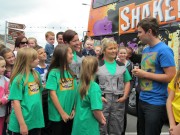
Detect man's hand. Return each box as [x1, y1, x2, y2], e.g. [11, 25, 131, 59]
[132, 68, 146, 78]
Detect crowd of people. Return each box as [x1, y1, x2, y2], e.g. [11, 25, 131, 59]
[0, 17, 179, 135]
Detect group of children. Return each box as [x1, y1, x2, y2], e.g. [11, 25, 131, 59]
[0, 28, 179, 135]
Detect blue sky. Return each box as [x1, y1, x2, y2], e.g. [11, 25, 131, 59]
[0, 0, 91, 47]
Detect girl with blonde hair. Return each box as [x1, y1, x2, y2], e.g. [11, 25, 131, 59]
[96, 38, 131, 135]
[72, 56, 106, 135]
[8, 48, 44, 135]
[27, 37, 38, 49]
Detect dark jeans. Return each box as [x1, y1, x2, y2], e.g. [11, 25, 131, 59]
[136, 90, 140, 134]
[41, 90, 51, 135]
[8, 128, 40, 135]
[50, 120, 73, 135]
[137, 100, 166, 135]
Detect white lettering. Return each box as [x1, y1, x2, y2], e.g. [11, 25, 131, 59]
[165, 0, 176, 21]
[153, 0, 164, 21]
[132, 7, 140, 28]
[142, 4, 151, 19]
[121, 7, 130, 31]
[119, 0, 179, 34]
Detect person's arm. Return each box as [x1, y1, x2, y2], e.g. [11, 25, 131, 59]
[170, 123, 180, 135]
[0, 100, 1, 105]
[123, 81, 130, 99]
[166, 90, 176, 128]
[93, 110, 106, 125]
[117, 81, 130, 102]
[0, 92, 8, 105]
[50, 90, 69, 122]
[0, 81, 9, 105]
[12, 100, 28, 135]
[117, 69, 131, 102]
[0, 95, 8, 105]
[132, 66, 176, 83]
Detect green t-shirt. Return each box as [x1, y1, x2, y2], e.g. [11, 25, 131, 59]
[104, 60, 116, 75]
[105, 60, 132, 82]
[124, 69, 132, 82]
[8, 73, 44, 132]
[73, 51, 78, 62]
[72, 81, 102, 135]
[45, 69, 77, 121]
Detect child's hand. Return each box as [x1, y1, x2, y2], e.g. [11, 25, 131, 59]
[101, 114, 106, 125]
[69, 110, 75, 120]
[116, 96, 126, 103]
[102, 97, 107, 103]
[61, 112, 70, 123]
[20, 123, 28, 135]
[169, 125, 180, 135]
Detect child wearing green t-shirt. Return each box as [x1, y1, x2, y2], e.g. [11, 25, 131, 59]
[167, 70, 180, 135]
[46, 45, 77, 135]
[72, 56, 106, 135]
[8, 48, 44, 135]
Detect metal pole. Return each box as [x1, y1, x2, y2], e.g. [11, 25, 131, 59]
[4, 21, 7, 46]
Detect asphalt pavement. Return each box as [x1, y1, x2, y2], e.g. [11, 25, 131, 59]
[126, 114, 169, 135]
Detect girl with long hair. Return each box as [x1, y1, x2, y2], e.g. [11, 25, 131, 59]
[0, 48, 15, 79]
[45, 45, 77, 135]
[8, 48, 44, 135]
[72, 56, 106, 135]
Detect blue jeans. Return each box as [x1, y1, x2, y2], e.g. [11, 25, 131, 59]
[137, 100, 166, 135]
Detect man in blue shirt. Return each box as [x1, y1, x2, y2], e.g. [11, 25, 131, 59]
[132, 17, 176, 135]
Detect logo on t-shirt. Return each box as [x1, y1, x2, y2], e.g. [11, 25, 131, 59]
[28, 82, 40, 95]
[60, 78, 74, 91]
[141, 52, 157, 91]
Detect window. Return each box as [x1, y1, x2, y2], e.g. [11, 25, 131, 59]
[92, 0, 118, 8]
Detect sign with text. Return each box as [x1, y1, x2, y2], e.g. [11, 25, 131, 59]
[8, 28, 25, 38]
[119, 0, 180, 35]
[8, 22, 26, 30]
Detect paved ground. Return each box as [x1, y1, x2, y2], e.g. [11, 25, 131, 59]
[126, 114, 169, 135]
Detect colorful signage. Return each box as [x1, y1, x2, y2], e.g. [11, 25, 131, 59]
[119, 0, 180, 35]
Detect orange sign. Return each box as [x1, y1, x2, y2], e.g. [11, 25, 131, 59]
[119, 0, 180, 35]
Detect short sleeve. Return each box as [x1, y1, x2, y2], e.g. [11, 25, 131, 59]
[123, 69, 132, 82]
[168, 77, 175, 92]
[8, 77, 24, 101]
[159, 47, 175, 68]
[45, 70, 58, 91]
[89, 82, 103, 110]
[37, 71, 44, 92]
